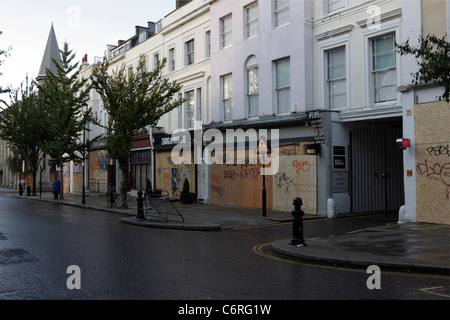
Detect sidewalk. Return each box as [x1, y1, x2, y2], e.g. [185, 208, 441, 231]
[4, 188, 450, 274]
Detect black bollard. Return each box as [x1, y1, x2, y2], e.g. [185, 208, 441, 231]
[290, 197, 306, 247]
[137, 191, 145, 219]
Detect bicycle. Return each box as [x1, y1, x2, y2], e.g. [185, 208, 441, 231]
[106, 186, 124, 208]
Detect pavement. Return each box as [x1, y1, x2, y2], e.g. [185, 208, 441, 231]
[3, 188, 449, 275]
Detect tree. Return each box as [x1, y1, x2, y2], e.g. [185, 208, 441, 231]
[396, 33, 450, 102]
[90, 55, 183, 208]
[38, 42, 93, 199]
[0, 77, 45, 195]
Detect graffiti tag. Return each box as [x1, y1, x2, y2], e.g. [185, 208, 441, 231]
[416, 160, 450, 199]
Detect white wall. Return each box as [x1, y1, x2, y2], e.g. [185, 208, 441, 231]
[210, 0, 313, 122]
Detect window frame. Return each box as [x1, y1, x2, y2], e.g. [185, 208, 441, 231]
[221, 73, 233, 121]
[245, 2, 259, 39]
[326, 46, 347, 110]
[371, 33, 397, 104]
[168, 47, 176, 72]
[185, 38, 195, 66]
[246, 64, 259, 118]
[274, 57, 291, 114]
[221, 14, 233, 49]
[274, 0, 289, 28]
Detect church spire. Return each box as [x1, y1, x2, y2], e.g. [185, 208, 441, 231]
[36, 23, 61, 83]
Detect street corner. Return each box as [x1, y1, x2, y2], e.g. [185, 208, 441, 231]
[120, 216, 222, 231]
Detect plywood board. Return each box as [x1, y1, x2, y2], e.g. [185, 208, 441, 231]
[272, 155, 317, 214]
[155, 150, 195, 199]
[414, 101, 450, 224]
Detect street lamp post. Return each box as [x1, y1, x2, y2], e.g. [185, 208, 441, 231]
[19, 153, 22, 196]
[82, 102, 88, 205]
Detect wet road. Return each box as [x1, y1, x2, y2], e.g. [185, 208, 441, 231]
[0, 194, 448, 301]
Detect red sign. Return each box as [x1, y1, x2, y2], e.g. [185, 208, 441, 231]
[255, 136, 271, 155]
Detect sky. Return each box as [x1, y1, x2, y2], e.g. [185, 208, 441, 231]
[0, 0, 175, 100]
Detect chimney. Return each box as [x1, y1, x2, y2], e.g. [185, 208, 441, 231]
[176, 0, 191, 9]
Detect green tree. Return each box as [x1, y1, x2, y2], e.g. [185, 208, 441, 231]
[396, 33, 450, 102]
[0, 77, 45, 195]
[90, 55, 183, 208]
[38, 42, 93, 199]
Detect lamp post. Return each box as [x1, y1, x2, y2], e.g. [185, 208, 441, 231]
[82, 102, 88, 204]
[19, 153, 22, 196]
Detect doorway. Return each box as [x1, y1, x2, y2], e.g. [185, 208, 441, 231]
[350, 123, 404, 213]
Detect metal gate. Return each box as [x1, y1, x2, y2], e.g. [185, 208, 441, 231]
[350, 125, 404, 213]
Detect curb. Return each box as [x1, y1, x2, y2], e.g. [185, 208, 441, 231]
[271, 239, 450, 274]
[121, 217, 222, 231]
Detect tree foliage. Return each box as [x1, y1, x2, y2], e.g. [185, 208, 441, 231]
[0, 77, 45, 194]
[396, 33, 450, 102]
[90, 55, 183, 208]
[38, 42, 93, 198]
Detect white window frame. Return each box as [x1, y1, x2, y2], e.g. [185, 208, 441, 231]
[324, 0, 346, 16]
[196, 87, 203, 122]
[221, 73, 233, 122]
[168, 46, 175, 72]
[205, 30, 211, 58]
[274, 57, 291, 114]
[274, 0, 289, 28]
[246, 64, 259, 118]
[318, 34, 351, 110]
[245, 2, 259, 39]
[152, 52, 160, 70]
[185, 38, 195, 66]
[221, 14, 232, 49]
[184, 90, 195, 129]
[362, 23, 401, 107]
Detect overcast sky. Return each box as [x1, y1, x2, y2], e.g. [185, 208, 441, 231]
[0, 0, 175, 100]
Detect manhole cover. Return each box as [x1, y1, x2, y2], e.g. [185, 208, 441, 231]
[0, 248, 39, 266]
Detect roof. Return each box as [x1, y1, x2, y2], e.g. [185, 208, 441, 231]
[36, 24, 61, 81]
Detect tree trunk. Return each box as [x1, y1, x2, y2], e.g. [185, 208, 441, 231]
[59, 159, 64, 200]
[119, 160, 129, 209]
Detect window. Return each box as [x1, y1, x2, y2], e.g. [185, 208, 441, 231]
[372, 34, 396, 103]
[327, 0, 345, 14]
[275, 58, 290, 114]
[130, 149, 152, 191]
[185, 39, 195, 66]
[153, 53, 160, 69]
[169, 47, 175, 72]
[327, 46, 346, 109]
[196, 88, 202, 121]
[246, 3, 259, 39]
[185, 90, 195, 129]
[221, 15, 232, 48]
[247, 65, 259, 118]
[222, 74, 233, 121]
[274, 0, 289, 27]
[138, 32, 147, 44]
[205, 31, 211, 58]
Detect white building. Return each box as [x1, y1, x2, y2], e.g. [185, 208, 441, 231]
[311, 0, 406, 216]
[207, 0, 322, 214]
[81, 0, 212, 199]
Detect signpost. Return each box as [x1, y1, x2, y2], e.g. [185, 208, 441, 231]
[255, 136, 271, 217]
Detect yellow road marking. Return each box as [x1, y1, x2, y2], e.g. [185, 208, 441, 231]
[252, 243, 450, 279]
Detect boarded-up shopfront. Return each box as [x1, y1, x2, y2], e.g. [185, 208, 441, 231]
[414, 101, 450, 224]
[154, 133, 196, 200]
[209, 143, 317, 215]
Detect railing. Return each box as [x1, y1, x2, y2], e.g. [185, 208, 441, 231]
[89, 179, 108, 193]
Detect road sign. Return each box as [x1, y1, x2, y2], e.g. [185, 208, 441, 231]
[255, 136, 271, 155]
